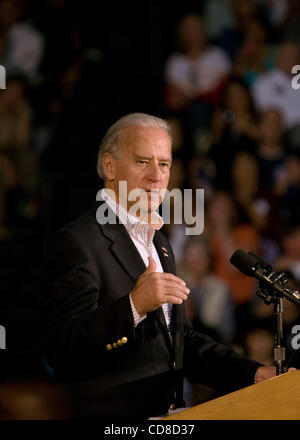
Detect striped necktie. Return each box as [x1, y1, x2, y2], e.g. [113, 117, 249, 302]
[162, 302, 174, 341]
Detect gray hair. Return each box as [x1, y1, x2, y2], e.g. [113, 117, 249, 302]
[96, 112, 172, 180]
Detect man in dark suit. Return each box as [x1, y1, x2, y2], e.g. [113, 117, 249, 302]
[44, 113, 275, 420]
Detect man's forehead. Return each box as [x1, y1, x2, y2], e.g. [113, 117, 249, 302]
[121, 125, 172, 154]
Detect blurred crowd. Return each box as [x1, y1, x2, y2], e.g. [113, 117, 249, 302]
[0, 0, 300, 418]
[163, 0, 300, 405]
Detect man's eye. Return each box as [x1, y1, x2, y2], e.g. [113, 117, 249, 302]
[137, 160, 147, 165]
[160, 163, 170, 168]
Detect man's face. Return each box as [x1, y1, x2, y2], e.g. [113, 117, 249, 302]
[278, 43, 299, 75]
[104, 125, 172, 215]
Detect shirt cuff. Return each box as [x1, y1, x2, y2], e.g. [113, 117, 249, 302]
[129, 293, 146, 327]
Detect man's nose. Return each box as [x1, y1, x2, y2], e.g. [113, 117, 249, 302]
[147, 163, 161, 181]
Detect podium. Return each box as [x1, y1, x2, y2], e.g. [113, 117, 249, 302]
[164, 370, 300, 420]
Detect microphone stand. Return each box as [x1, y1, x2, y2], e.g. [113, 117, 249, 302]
[229, 249, 300, 374]
[273, 297, 286, 375]
[256, 284, 286, 376]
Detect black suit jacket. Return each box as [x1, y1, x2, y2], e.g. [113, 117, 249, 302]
[44, 200, 261, 419]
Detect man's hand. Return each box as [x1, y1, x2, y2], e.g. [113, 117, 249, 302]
[131, 256, 190, 316]
[254, 366, 296, 384]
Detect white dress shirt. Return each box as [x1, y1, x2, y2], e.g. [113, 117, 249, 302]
[252, 68, 300, 129]
[165, 47, 231, 96]
[100, 188, 173, 335]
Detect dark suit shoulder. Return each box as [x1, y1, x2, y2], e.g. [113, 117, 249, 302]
[59, 204, 98, 235]
[57, 202, 111, 248]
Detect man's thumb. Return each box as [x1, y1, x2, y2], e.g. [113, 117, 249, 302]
[145, 256, 156, 274]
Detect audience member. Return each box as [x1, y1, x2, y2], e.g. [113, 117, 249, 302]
[276, 148, 300, 227]
[206, 191, 261, 308]
[209, 77, 259, 189]
[274, 225, 300, 282]
[203, 0, 234, 41]
[233, 17, 276, 86]
[231, 150, 282, 244]
[243, 326, 274, 365]
[218, 0, 260, 60]
[281, 0, 300, 45]
[0, 75, 39, 233]
[165, 13, 231, 111]
[256, 109, 286, 190]
[164, 12, 231, 148]
[252, 41, 300, 129]
[0, 0, 44, 85]
[178, 236, 235, 344]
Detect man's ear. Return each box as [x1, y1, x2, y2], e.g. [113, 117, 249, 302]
[102, 153, 116, 181]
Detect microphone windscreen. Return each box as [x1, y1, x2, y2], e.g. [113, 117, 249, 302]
[248, 251, 273, 271]
[230, 249, 257, 276]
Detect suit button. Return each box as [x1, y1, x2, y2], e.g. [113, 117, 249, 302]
[112, 342, 118, 349]
[173, 361, 176, 369]
[117, 340, 123, 346]
[122, 337, 128, 344]
[106, 344, 112, 351]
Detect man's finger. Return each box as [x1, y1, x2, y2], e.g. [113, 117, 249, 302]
[163, 289, 190, 301]
[164, 296, 184, 305]
[159, 280, 190, 294]
[143, 256, 156, 275]
[152, 272, 187, 286]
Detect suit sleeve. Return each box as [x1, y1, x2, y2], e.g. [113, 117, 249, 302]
[43, 230, 136, 367]
[162, 233, 262, 392]
[183, 318, 262, 392]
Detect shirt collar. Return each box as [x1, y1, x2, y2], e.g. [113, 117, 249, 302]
[100, 188, 164, 246]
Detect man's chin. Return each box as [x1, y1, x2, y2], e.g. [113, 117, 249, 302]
[139, 203, 160, 215]
[128, 202, 160, 219]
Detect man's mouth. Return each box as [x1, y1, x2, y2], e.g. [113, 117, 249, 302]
[145, 189, 162, 194]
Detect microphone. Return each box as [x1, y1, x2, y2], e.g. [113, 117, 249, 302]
[230, 249, 300, 307]
[247, 251, 273, 272]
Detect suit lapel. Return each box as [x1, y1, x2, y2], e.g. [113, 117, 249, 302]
[96, 201, 146, 282]
[153, 233, 174, 275]
[110, 228, 147, 281]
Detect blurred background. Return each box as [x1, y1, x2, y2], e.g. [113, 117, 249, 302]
[0, 0, 300, 418]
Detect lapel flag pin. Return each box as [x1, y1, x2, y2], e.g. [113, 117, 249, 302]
[162, 246, 169, 257]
